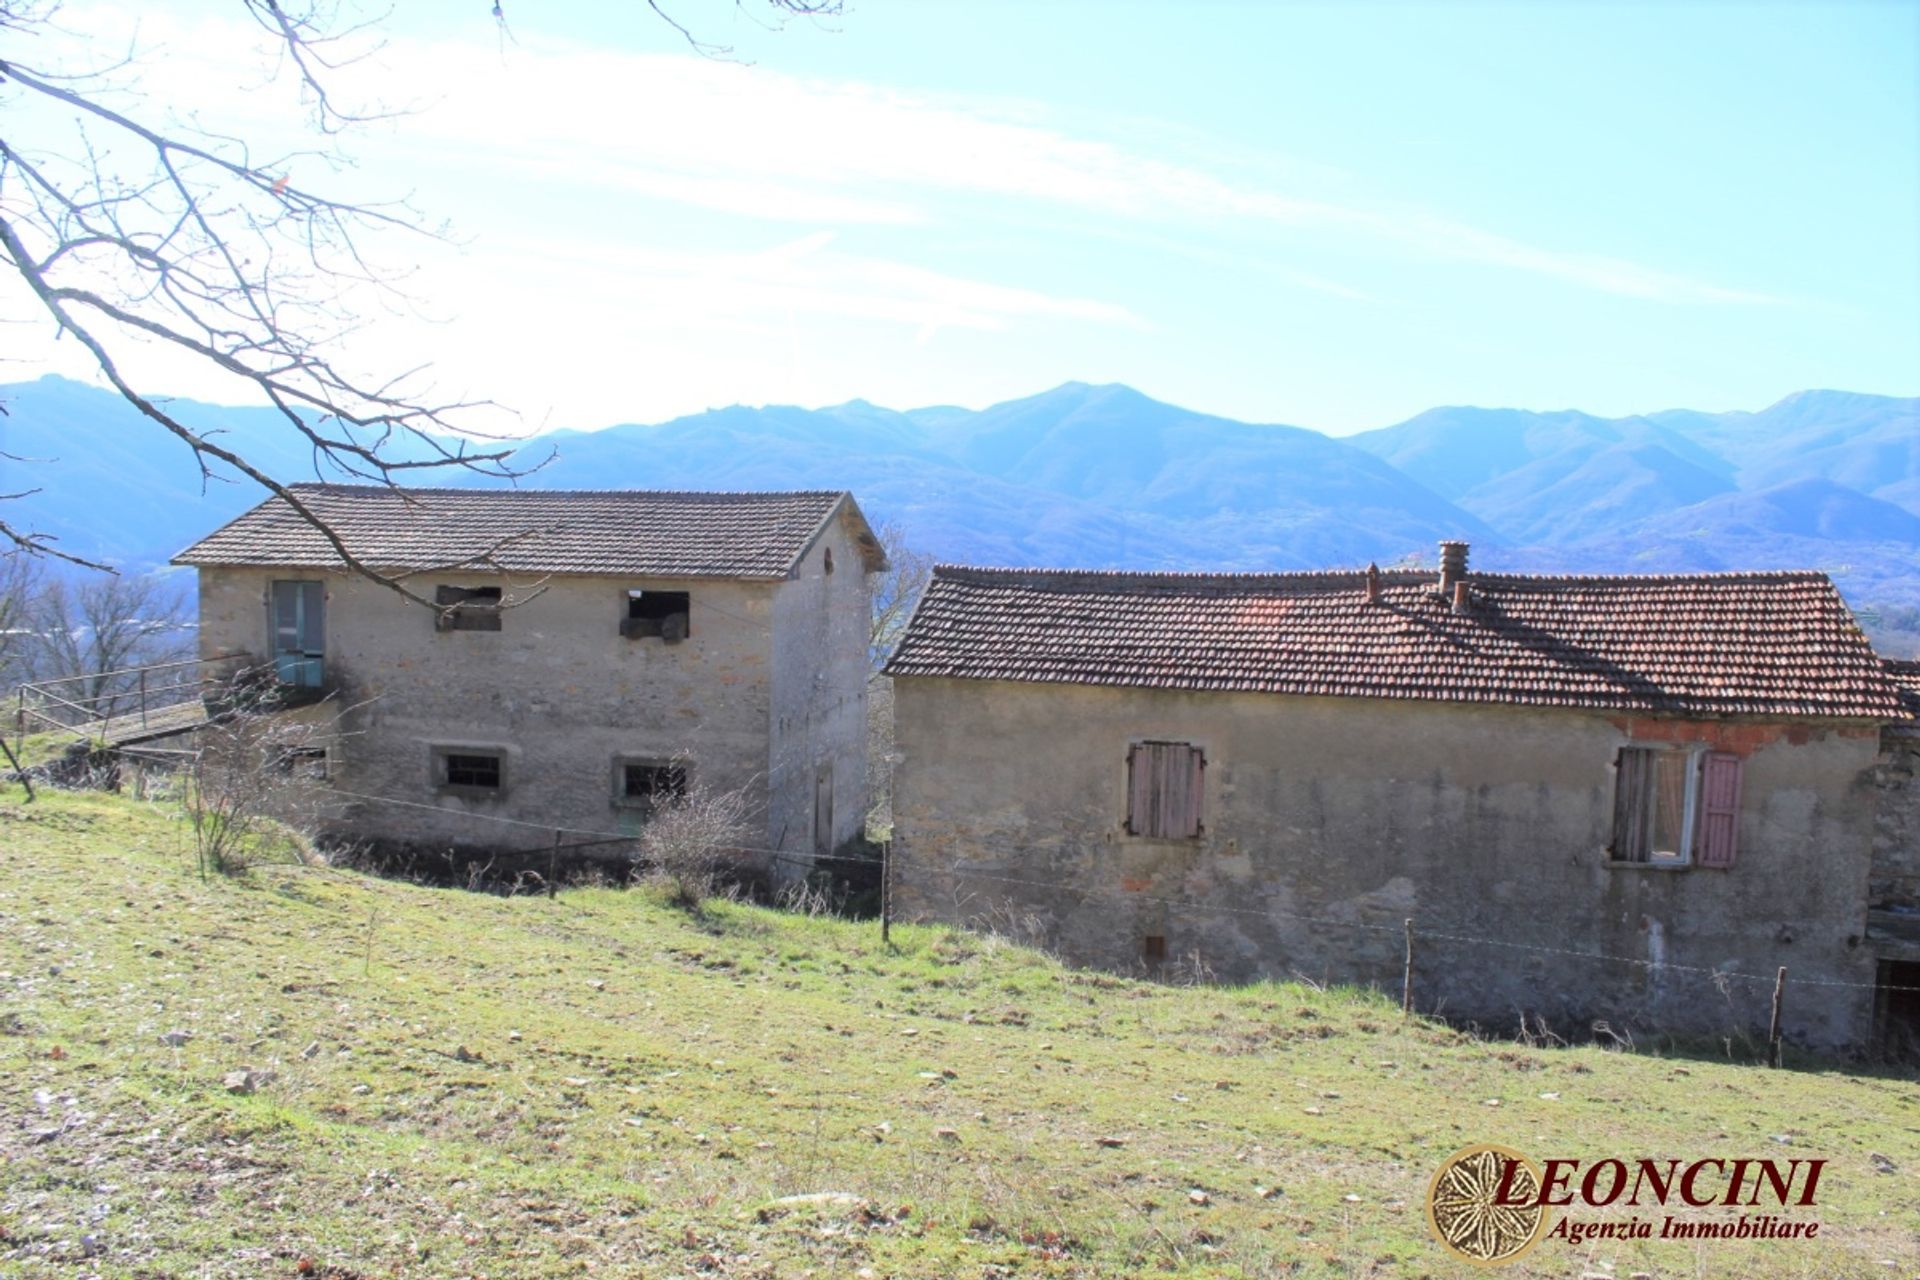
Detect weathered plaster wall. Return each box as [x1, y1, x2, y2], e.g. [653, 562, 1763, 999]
[892, 677, 1883, 1048]
[197, 567, 782, 859]
[1872, 735, 1919, 912]
[767, 510, 875, 874]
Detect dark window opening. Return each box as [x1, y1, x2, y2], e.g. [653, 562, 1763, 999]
[435, 585, 503, 632]
[1874, 959, 1920, 1063]
[823, 546, 835, 575]
[1143, 935, 1167, 963]
[440, 751, 503, 792]
[275, 746, 329, 780]
[614, 759, 687, 812]
[622, 590, 691, 642]
[1126, 741, 1205, 839]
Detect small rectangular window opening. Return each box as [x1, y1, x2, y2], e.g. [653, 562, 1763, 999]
[435, 585, 503, 632]
[1143, 935, 1167, 963]
[623, 761, 687, 806]
[622, 590, 691, 641]
[276, 745, 329, 780]
[442, 752, 502, 791]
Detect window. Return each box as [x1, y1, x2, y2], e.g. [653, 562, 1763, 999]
[622, 590, 690, 642]
[1125, 741, 1205, 839]
[823, 546, 835, 575]
[614, 758, 687, 812]
[436, 747, 506, 796]
[1610, 747, 1742, 867]
[269, 580, 325, 688]
[275, 746, 329, 780]
[435, 585, 502, 632]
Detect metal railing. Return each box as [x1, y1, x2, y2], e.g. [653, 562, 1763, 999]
[10, 652, 253, 759]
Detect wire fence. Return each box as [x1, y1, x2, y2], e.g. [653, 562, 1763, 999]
[315, 783, 1920, 998]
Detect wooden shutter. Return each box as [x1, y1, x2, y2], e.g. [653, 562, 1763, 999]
[1126, 743, 1203, 839]
[1695, 752, 1743, 869]
[1611, 747, 1653, 862]
[1126, 744, 1151, 836]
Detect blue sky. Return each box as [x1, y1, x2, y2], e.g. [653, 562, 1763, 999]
[7, 0, 1917, 434]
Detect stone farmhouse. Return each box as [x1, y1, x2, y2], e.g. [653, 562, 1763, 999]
[885, 541, 1917, 1051]
[177, 485, 885, 876]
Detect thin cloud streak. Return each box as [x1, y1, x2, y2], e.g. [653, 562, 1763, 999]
[45, 5, 1771, 307]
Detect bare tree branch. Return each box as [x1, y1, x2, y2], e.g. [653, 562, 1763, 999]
[0, 0, 836, 594]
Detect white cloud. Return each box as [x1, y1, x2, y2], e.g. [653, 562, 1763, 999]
[26, 4, 1769, 307]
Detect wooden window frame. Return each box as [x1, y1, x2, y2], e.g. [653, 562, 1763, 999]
[1608, 745, 1742, 869]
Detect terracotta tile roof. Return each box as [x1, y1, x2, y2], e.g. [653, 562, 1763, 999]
[886, 564, 1905, 720]
[175, 485, 879, 580]
[1885, 660, 1920, 738]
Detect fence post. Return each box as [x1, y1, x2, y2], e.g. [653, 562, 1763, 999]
[0, 735, 35, 803]
[1402, 918, 1415, 1017]
[880, 838, 892, 946]
[549, 830, 562, 900]
[139, 667, 149, 729]
[1768, 966, 1786, 1068]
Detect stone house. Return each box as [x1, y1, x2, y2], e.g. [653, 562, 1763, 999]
[885, 541, 1914, 1051]
[177, 484, 885, 875]
[1871, 660, 1920, 1048]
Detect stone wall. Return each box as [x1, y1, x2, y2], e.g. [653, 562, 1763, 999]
[891, 676, 1885, 1049]
[197, 566, 784, 860]
[767, 510, 877, 876]
[1872, 733, 1919, 912]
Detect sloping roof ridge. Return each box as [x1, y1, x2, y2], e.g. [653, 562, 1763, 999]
[1465, 567, 1835, 587]
[931, 563, 1431, 589]
[282, 482, 850, 501]
[931, 563, 1842, 591]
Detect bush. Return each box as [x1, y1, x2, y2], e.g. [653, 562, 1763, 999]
[633, 777, 755, 908]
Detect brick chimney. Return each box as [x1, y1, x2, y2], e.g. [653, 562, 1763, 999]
[1437, 540, 1469, 597]
[1364, 561, 1381, 605]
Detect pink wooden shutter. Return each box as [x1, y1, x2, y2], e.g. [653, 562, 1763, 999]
[1695, 752, 1743, 868]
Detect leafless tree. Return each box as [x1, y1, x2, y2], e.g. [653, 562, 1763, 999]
[0, 0, 844, 597]
[24, 569, 193, 719]
[868, 520, 933, 669]
[633, 772, 757, 908]
[864, 520, 931, 835]
[184, 688, 343, 877]
[0, 550, 39, 687]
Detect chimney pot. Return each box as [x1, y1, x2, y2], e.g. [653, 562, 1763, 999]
[1453, 580, 1471, 614]
[1364, 562, 1381, 605]
[1438, 540, 1469, 596]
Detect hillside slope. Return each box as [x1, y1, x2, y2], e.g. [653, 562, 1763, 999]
[3, 788, 1915, 1278]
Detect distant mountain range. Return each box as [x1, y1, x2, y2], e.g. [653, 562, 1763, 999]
[3, 374, 1916, 651]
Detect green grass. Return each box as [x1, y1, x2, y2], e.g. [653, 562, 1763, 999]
[4, 729, 93, 771]
[2, 785, 1916, 1278]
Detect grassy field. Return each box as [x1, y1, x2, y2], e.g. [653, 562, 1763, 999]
[2, 785, 1916, 1279]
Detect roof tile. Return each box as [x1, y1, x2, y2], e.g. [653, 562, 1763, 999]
[174, 485, 854, 580]
[885, 565, 1904, 721]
